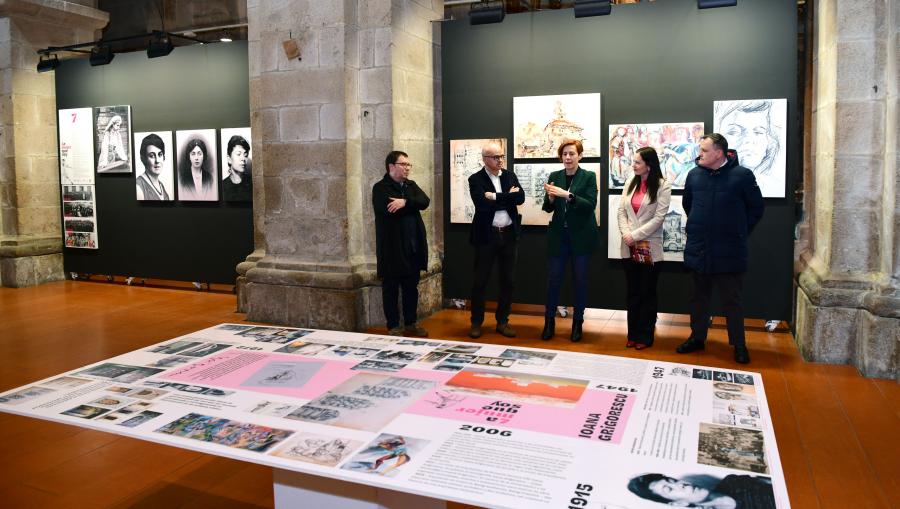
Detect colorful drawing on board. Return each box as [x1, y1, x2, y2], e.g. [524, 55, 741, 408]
[443, 367, 589, 407]
[340, 434, 429, 477]
[155, 412, 293, 452]
[514, 93, 601, 159]
[608, 122, 703, 189]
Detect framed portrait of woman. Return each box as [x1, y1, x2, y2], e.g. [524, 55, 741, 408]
[175, 129, 219, 202]
[94, 105, 132, 173]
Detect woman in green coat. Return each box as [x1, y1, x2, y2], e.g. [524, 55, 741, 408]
[541, 139, 599, 342]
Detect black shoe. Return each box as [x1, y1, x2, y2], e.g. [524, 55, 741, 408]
[734, 345, 750, 364]
[541, 318, 555, 340]
[676, 337, 705, 354]
[468, 324, 482, 339]
[570, 320, 583, 342]
[495, 322, 516, 338]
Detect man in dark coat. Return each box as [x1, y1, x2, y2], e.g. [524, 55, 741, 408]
[467, 141, 525, 339]
[676, 133, 764, 364]
[372, 150, 430, 337]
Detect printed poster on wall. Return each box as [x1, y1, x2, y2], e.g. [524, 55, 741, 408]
[449, 138, 507, 224]
[134, 132, 175, 201]
[62, 185, 98, 249]
[58, 108, 95, 185]
[0, 324, 789, 509]
[513, 93, 601, 159]
[220, 127, 253, 202]
[94, 105, 133, 174]
[714, 99, 788, 198]
[176, 129, 219, 202]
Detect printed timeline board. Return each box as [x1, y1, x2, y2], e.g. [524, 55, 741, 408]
[0, 325, 789, 509]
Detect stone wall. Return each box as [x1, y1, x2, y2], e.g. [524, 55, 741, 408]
[0, 1, 108, 287]
[240, 0, 443, 331]
[795, 0, 899, 380]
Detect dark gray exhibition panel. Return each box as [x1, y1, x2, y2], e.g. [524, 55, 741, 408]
[56, 42, 252, 284]
[442, 0, 797, 320]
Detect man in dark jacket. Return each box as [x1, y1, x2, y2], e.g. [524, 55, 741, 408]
[372, 150, 430, 337]
[676, 133, 764, 364]
[467, 142, 525, 339]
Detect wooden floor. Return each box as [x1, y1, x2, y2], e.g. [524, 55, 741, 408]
[0, 281, 897, 508]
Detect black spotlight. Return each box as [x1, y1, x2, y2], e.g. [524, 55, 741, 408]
[147, 33, 174, 58]
[470, 1, 505, 25]
[698, 0, 737, 8]
[574, 0, 611, 18]
[36, 54, 59, 73]
[89, 45, 114, 66]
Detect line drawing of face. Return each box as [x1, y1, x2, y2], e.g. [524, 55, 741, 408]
[716, 100, 780, 176]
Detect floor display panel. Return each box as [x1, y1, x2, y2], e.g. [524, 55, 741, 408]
[0, 325, 789, 509]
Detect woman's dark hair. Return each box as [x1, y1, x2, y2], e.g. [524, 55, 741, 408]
[179, 137, 210, 184]
[626, 146, 664, 203]
[627, 473, 672, 503]
[139, 133, 165, 167]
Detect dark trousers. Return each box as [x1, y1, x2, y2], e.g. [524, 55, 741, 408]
[382, 273, 420, 329]
[624, 260, 661, 345]
[545, 229, 591, 321]
[470, 229, 518, 326]
[689, 271, 745, 346]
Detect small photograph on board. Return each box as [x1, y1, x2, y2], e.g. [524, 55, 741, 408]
[340, 433, 429, 477]
[271, 432, 363, 467]
[697, 422, 769, 474]
[134, 131, 175, 201]
[94, 105, 132, 173]
[176, 129, 219, 201]
[220, 127, 252, 202]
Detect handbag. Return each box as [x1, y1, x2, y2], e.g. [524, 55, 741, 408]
[630, 240, 653, 265]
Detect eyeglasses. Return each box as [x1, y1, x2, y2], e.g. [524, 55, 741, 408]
[393, 162, 413, 169]
[484, 155, 506, 161]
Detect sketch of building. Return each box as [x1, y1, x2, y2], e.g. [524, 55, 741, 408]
[514, 93, 601, 159]
[514, 163, 601, 225]
[714, 98, 787, 198]
[608, 122, 703, 190]
[449, 138, 506, 224]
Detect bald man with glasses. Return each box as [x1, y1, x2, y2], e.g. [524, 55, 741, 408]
[467, 142, 525, 339]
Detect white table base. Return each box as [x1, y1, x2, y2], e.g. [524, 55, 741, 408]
[273, 469, 448, 509]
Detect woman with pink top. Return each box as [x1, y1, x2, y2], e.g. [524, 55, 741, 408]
[615, 147, 672, 350]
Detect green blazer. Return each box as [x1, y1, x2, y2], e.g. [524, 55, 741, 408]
[542, 166, 599, 256]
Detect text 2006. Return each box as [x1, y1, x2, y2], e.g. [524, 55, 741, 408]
[458, 424, 512, 436]
[568, 483, 593, 508]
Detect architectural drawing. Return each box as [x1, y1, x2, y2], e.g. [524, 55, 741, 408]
[514, 163, 601, 225]
[514, 93, 601, 159]
[607, 194, 685, 262]
[608, 122, 703, 189]
[449, 138, 506, 224]
[714, 98, 787, 198]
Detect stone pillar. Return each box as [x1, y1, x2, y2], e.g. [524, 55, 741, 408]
[240, 0, 443, 331]
[0, 0, 108, 287]
[795, 0, 899, 380]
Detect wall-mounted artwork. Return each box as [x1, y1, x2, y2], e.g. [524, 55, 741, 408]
[134, 131, 175, 201]
[607, 194, 686, 262]
[449, 138, 506, 224]
[176, 129, 218, 201]
[62, 185, 98, 249]
[714, 99, 787, 198]
[94, 105, 132, 174]
[608, 122, 704, 189]
[58, 108, 95, 185]
[220, 127, 252, 202]
[513, 93, 601, 159]
[514, 163, 602, 225]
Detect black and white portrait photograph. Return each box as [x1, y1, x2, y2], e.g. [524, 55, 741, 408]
[220, 127, 252, 202]
[176, 129, 218, 201]
[94, 105, 132, 173]
[134, 131, 174, 201]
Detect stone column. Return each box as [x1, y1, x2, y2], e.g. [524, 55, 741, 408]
[795, 0, 899, 380]
[0, 0, 108, 287]
[240, 0, 443, 331]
